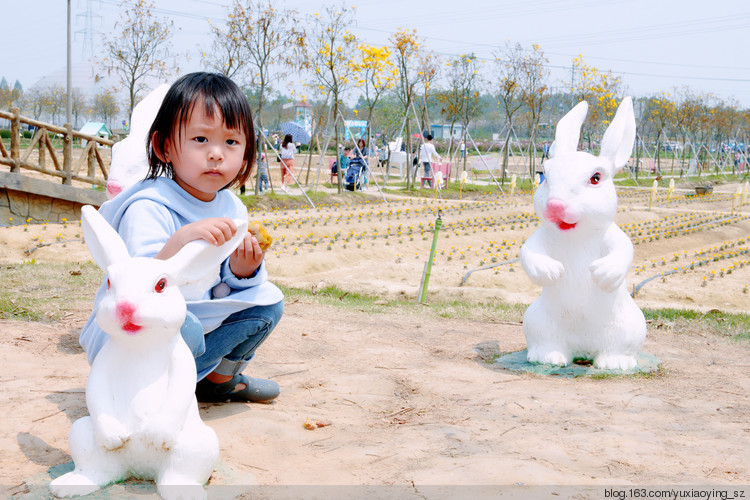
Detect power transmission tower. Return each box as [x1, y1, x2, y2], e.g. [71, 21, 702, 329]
[76, 0, 102, 59]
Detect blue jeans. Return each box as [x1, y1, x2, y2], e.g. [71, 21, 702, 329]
[259, 173, 269, 192]
[422, 162, 433, 187]
[180, 301, 284, 380]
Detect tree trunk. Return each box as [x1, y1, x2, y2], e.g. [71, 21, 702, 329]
[501, 128, 511, 185]
[528, 128, 536, 179]
[334, 110, 343, 194]
[304, 116, 319, 185]
[406, 115, 413, 191]
[654, 129, 662, 174]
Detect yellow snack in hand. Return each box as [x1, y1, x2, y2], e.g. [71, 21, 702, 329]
[248, 222, 273, 251]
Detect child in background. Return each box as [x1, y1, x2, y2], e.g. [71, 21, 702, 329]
[258, 153, 269, 193]
[79, 72, 284, 403]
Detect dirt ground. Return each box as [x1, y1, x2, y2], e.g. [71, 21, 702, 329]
[1, 181, 749, 497]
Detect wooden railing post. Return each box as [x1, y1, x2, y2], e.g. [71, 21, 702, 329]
[10, 107, 20, 173]
[38, 128, 46, 168]
[87, 143, 96, 178]
[63, 123, 73, 185]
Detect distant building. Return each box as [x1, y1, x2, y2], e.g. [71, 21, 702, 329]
[429, 124, 462, 140]
[78, 122, 112, 146]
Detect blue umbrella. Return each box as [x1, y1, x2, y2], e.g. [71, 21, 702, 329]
[280, 122, 311, 145]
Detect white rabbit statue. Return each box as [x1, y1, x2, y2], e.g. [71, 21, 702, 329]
[106, 84, 170, 199]
[520, 97, 646, 370]
[49, 205, 246, 499]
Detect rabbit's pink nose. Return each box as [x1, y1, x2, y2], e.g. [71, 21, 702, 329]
[116, 300, 141, 333]
[106, 181, 123, 197]
[544, 198, 579, 230]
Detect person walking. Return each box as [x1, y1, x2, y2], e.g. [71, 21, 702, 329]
[419, 134, 441, 188]
[279, 134, 296, 192]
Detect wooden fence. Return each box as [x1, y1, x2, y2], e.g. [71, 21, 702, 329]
[0, 107, 112, 187]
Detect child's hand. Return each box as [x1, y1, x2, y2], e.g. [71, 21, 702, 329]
[156, 218, 238, 260]
[229, 232, 264, 278]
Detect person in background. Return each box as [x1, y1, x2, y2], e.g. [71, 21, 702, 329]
[279, 134, 296, 192]
[419, 134, 441, 188]
[258, 153, 269, 193]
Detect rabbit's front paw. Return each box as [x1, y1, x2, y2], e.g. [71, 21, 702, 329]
[94, 414, 129, 450]
[523, 255, 564, 286]
[142, 419, 179, 451]
[594, 353, 637, 370]
[590, 256, 627, 292]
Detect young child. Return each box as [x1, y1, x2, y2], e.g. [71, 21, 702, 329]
[79, 72, 284, 403]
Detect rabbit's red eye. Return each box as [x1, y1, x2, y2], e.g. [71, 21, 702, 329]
[155, 277, 167, 293]
[590, 172, 601, 185]
[106, 279, 111, 289]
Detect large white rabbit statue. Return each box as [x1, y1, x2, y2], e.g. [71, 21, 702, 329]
[106, 84, 170, 199]
[520, 97, 646, 370]
[49, 205, 246, 499]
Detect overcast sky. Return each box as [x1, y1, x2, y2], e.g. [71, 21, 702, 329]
[2, 0, 750, 106]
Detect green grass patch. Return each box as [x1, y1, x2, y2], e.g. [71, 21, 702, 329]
[643, 307, 750, 342]
[277, 283, 410, 313]
[239, 190, 380, 212]
[431, 299, 526, 322]
[278, 283, 527, 322]
[0, 261, 102, 321]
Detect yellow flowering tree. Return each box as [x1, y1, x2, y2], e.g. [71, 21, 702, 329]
[642, 91, 677, 172]
[0, 79, 23, 113]
[351, 44, 397, 139]
[571, 55, 622, 150]
[307, 6, 358, 192]
[390, 28, 423, 190]
[92, 89, 120, 128]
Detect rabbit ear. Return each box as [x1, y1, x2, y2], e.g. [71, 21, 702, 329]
[166, 218, 248, 286]
[599, 96, 636, 170]
[549, 101, 588, 158]
[81, 205, 131, 270]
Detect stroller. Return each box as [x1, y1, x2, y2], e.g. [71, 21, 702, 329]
[345, 156, 368, 191]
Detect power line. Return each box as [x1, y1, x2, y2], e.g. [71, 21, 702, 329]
[93, 1, 750, 88]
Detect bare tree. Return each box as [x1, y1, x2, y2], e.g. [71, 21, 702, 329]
[307, 6, 358, 192]
[438, 53, 484, 176]
[518, 44, 549, 177]
[101, 0, 176, 119]
[415, 51, 440, 137]
[25, 87, 45, 121]
[44, 85, 67, 126]
[208, 0, 305, 193]
[494, 42, 526, 183]
[71, 88, 90, 129]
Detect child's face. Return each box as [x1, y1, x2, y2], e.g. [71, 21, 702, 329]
[162, 104, 246, 202]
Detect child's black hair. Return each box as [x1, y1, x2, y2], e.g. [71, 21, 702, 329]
[146, 72, 256, 189]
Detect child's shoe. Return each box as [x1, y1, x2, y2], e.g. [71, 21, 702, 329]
[196, 374, 280, 403]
